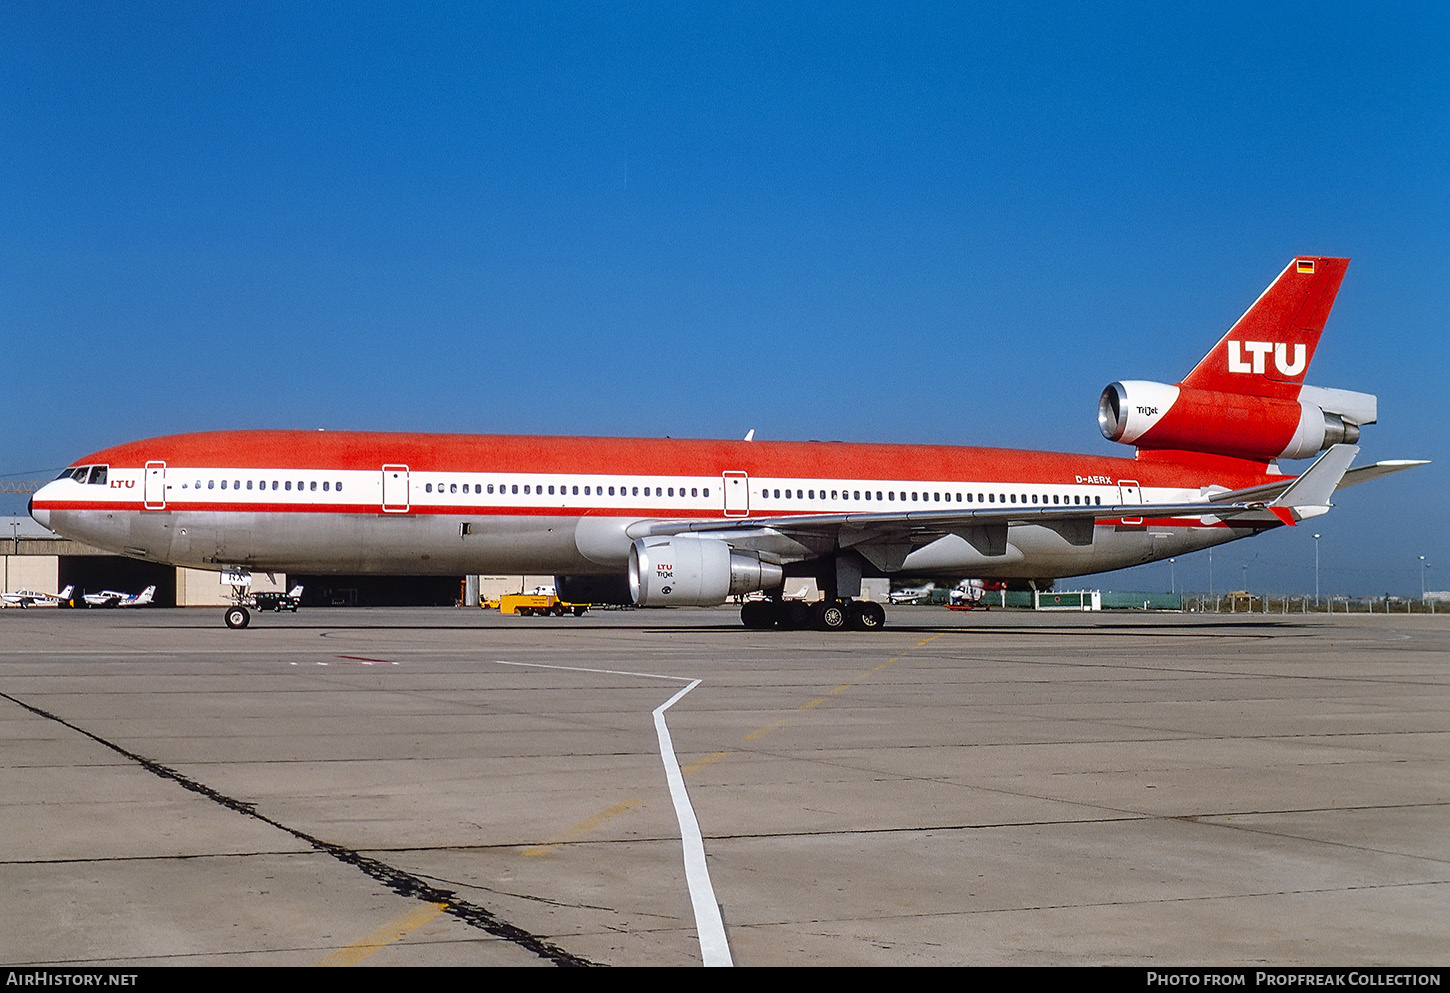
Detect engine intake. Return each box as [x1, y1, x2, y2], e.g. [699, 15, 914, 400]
[629, 535, 783, 607]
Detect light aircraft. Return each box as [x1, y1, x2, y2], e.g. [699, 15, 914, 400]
[81, 585, 156, 609]
[29, 257, 1425, 630]
[1, 585, 74, 608]
[888, 582, 937, 605]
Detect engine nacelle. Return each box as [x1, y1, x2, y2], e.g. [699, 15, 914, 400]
[628, 535, 784, 607]
[1099, 380, 1362, 461]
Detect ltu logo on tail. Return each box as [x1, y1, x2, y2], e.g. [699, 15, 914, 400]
[1228, 341, 1307, 376]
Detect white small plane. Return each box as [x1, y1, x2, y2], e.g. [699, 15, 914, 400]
[82, 585, 156, 608]
[888, 582, 937, 604]
[1, 585, 74, 608]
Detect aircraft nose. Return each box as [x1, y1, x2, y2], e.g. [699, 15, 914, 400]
[29, 493, 49, 530]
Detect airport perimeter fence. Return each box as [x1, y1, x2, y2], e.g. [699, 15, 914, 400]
[1180, 594, 1441, 615]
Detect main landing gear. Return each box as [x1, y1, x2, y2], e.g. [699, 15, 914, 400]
[224, 605, 250, 629]
[740, 598, 886, 632]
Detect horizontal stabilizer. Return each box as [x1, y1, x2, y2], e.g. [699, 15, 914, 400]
[1336, 459, 1430, 490]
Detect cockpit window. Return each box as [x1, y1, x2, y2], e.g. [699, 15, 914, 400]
[88, 466, 107, 485]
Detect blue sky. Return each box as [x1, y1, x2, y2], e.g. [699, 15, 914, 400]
[3, 3, 1445, 596]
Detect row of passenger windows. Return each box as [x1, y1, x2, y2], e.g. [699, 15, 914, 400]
[68, 466, 1109, 507]
[179, 479, 344, 493]
[766, 488, 1102, 506]
[424, 482, 711, 498]
[417, 481, 1102, 506]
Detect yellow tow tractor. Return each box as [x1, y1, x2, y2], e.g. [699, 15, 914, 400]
[499, 593, 589, 617]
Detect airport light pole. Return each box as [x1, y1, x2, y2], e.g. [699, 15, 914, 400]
[1421, 556, 1430, 599]
[1314, 534, 1321, 606]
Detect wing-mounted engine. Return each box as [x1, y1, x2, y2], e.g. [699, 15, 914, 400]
[1099, 381, 1373, 462]
[629, 535, 784, 607]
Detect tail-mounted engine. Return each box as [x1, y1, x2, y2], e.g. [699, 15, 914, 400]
[629, 535, 783, 607]
[1099, 380, 1374, 462]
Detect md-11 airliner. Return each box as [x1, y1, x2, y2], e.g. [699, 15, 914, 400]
[30, 257, 1424, 630]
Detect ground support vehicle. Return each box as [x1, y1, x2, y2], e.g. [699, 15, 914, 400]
[499, 593, 589, 617]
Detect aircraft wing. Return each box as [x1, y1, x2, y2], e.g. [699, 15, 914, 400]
[636, 444, 1367, 569]
[637, 500, 1269, 571]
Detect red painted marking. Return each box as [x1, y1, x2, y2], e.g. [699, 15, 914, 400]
[50, 430, 1282, 491]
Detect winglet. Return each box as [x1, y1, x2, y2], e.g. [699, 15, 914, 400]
[1266, 443, 1359, 522]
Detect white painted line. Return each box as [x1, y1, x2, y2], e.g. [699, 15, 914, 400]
[654, 679, 733, 967]
[493, 660, 733, 967]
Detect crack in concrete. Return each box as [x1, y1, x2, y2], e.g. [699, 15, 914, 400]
[1, 690, 599, 967]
